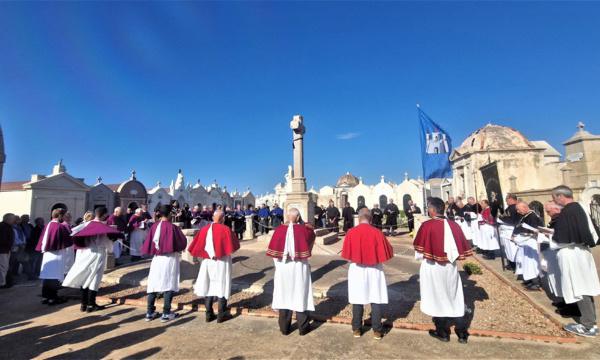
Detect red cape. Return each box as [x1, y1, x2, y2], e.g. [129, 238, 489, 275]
[342, 223, 394, 265]
[71, 220, 122, 248]
[141, 220, 188, 256]
[413, 218, 472, 264]
[188, 223, 240, 259]
[35, 221, 73, 252]
[267, 224, 315, 260]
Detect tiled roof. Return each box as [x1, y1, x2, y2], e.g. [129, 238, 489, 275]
[1, 181, 28, 191]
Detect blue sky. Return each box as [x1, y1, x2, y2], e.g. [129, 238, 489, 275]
[1, 2, 599, 194]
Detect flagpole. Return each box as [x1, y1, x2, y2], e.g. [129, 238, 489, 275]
[416, 103, 427, 212]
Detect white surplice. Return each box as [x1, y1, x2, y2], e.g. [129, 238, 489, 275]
[271, 223, 314, 312]
[348, 263, 388, 305]
[558, 245, 600, 304]
[466, 212, 481, 246]
[419, 260, 464, 317]
[478, 223, 500, 251]
[498, 225, 518, 262]
[147, 253, 180, 293]
[541, 247, 562, 298]
[62, 235, 112, 291]
[513, 234, 540, 281]
[129, 228, 147, 257]
[457, 219, 472, 240]
[194, 223, 233, 299]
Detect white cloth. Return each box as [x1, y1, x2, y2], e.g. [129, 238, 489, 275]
[272, 258, 314, 312]
[283, 223, 296, 260]
[113, 241, 122, 259]
[40, 247, 75, 282]
[147, 253, 180, 293]
[0, 253, 9, 287]
[204, 224, 215, 259]
[466, 212, 481, 246]
[499, 225, 518, 261]
[419, 259, 464, 317]
[558, 245, 600, 304]
[129, 229, 147, 257]
[443, 219, 459, 263]
[514, 235, 540, 281]
[541, 247, 562, 297]
[194, 256, 232, 299]
[348, 263, 388, 305]
[62, 235, 112, 291]
[479, 223, 500, 251]
[458, 219, 472, 240]
[153, 221, 163, 251]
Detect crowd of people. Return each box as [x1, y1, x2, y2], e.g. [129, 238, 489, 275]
[443, 186, 600, 338]
[0, 183, 598, 341]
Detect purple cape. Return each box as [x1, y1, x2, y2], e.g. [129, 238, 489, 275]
[72, 221, 121, 248]
[141, 220, 187, 256]
[35, 221, 73, 252]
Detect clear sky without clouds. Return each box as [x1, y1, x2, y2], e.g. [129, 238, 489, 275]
[1, 2, 599, 194]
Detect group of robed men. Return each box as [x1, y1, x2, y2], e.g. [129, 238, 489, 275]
[314, 199, 413, 236]
[446, 186, 600, 338]
[33, 196, 475, 342]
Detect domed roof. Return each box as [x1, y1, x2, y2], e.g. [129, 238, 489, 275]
[336, 172, 359, 187]
[455, 124, 534, 155]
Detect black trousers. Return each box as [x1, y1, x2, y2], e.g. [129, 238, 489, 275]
[407, 217, 415, 232]
[205, 296, 227, 317]
[42, 279, 61, 300]
[352, 304, 383, 332]
[278, 309, 310, 334]
[433, 316, 469, 338]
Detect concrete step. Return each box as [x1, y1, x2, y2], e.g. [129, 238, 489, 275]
[317, 232, 339, 245]
[314, 228, 332, 237]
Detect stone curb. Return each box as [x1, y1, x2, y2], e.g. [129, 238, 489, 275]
[97, 294, 578, 344]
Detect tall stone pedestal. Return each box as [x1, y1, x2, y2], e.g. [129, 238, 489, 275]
[181, 228, 199, 263]
[284, 192, 315, 225]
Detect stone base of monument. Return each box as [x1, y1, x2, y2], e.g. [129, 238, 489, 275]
[181, 228, 200, 264]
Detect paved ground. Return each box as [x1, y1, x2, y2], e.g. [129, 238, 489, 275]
[1, 284, 600, 359]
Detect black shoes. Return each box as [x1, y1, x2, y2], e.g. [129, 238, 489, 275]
[205, 312, 217, 323]
[217, 313, 233, 323]
[86, 304, 105, 312]
[457, 336, 468, 344]
[428, 330, 450, 342]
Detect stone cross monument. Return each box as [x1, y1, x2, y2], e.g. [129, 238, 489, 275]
[284, 115, 315, 223]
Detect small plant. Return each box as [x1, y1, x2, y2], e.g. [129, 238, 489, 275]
[463, 262, 482, 275]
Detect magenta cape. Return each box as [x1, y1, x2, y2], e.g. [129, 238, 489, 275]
[71, 221, 121, 248]
[35, 221, 73, 252]
[188, 223, 240, 259]
[141, 221, 187, 256]
[342, 223, 394, 266]
[127, 214, 144, 232]
[413, 218, 472, 264]
[266, 224, 315, 260]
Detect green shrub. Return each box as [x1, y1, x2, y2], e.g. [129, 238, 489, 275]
[463, 262, 482, 275]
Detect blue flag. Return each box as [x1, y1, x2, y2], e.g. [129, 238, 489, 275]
[418, 106, 452, 180]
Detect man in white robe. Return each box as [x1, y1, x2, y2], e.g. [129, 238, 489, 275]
[267, 208, 316, 336]
[62, 206, 114, 312]
[341, 208, 394, 340]
[512, 201, 543, 291]
[414, 198, 472, 344]
[189, 210, 240, 323]
[141, 204, 188, 323]
[552, 185, 600, 337]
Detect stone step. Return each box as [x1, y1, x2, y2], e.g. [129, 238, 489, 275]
[314, 228, 332, 237]
[317, 232, 339, 245]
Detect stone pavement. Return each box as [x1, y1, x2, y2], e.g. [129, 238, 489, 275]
[104, 233, 421, 299]
[1, 284, 599, 359]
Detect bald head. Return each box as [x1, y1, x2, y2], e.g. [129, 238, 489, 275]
[287, 208, 300, 224]
[213, 210, 225, 224]
[358, 208, 371, 224]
